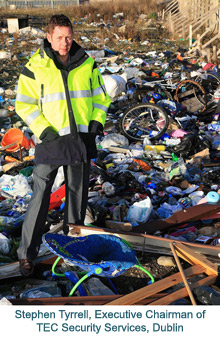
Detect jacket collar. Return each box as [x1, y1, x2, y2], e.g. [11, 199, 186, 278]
[42, 38, 88, 69]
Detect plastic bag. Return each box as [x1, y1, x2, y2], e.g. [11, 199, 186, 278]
[165, 186, 184, 196]
[193, 285, 220, 305]
[171, 132, 211, 158]
[189, 191, 205, 205]
[157, 202, 182, 219]
[0, 174, 32, 198]
[0, 233, 10, 254]
[157, 99, 186, 115]
[100, 133, 129, 149]
[102, 73, 127, 99]
[20, 284, 62, 298]
[102, 182, 115, 196]
[126, 197, 152, 224]
[167, 158, 187, 180]
[51, 166, 64, 193]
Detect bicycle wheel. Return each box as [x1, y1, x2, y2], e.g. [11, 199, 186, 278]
[174, 79, 207, 113]
[194, 72, 220, 105]
[120, 103, 169, 142]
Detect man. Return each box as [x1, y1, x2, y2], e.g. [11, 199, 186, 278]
[15, 14, 111, 276]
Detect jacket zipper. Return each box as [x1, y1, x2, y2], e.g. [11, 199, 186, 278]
[98, 75, 106, 96]
[40, 84, 44, 112]
[62, 70, 77, 133]
[61, 70, 87, 162]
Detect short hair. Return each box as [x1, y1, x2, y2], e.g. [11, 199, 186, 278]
[47, 14, 73, 34]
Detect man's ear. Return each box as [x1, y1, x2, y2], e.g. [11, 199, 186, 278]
[47, 32, 51, 43]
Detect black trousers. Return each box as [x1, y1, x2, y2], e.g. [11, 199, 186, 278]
[17, 162, 90, 260]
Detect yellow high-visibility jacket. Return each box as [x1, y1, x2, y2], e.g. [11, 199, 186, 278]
[15, 39, 111, 162]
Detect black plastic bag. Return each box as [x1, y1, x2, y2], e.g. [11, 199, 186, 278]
[193, 285, 220, 305]
[171, 131, 211, 158]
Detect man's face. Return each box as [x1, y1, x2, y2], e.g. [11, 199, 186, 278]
[47, 26, 73, 57]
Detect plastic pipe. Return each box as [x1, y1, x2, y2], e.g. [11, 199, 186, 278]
[64, 271, 88, 296]
[135, 264, 155, 284]
[52, 256, 65, 277]
[68, 272, 92, 297]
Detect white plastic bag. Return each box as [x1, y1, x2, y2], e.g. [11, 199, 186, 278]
[126, 197, 153, 224]
[102, 73, 127, 99]
[100, 133, 129, 149]
[0, 233, 10, 254]
[86, 50, 105, 59]
[189, 191, 205, 205]
[0, 51, 11, 59]
[51, 167, 64, 193]
[0, 174, 32, 198]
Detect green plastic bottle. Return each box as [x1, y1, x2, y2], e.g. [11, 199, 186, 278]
[19, 166, 33, 177]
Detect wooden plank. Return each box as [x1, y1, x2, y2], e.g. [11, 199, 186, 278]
[170, 243, 197, 305]
[174, 243, 219, 276]
[189, 24, 193, 46]
[105, 264, 204, 305]
[190, 4, 219, 31]
[105, 220, 132, 232]
[136, 203, 220, 234]
[202, 32, 220, 49]
[149, 274, 216, 305]
[180, 100, 203, 113]
[177, 89, 196, 98]
[9, 293, 168, 306]
[172, 2, 193, 21]
[172, 12, 185, 24]
[0, 253, 57, 280]
[195, 22, 216, 41]
[48, 221, 63, 234]
[0, 222, 64, 279]
[108, 146, 131, 153]
[174, 18, 191, 34]
[189, 20, 219, 51]
[164, 0, 179, 14]
[191, 8, 217, 32]
[0, 140, 20, 152]
[213, 45, 217, 63]
[172, 11, 191, 25]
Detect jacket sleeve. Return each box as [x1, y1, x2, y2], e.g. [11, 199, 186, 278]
[89, 62, 111, 135]
[15, 62, 56, 140]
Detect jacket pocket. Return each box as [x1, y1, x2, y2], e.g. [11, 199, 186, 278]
[35, 134, 87, 165]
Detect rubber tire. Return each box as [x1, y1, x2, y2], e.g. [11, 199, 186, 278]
[120, 102, 169, 142]
[194, 72, 220, 105]
[174, 79, 207, 112]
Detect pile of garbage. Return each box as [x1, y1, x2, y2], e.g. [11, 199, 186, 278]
[1, 20, 220, 302]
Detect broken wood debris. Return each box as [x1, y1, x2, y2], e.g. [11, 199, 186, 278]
[106, 242, 218, 305]
[170, 242, 197, 305]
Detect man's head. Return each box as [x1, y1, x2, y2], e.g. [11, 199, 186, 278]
[47, 14, 73, 59]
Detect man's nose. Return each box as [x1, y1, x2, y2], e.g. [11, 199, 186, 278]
[61, 38, 68, 45]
